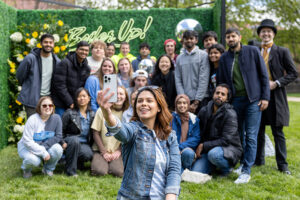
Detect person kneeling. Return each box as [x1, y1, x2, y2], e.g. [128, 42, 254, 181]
[192, 84, 242, 177]
[172, 94, 200, 172]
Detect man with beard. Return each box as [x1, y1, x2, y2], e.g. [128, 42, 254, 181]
[255, 19, 298, 174]
[51, 41, 90, 117]
[17, 33, 60, 118]
[175, 30, 210, 114]
[192, 84, 242, 178]
[217, 28, 270, 184]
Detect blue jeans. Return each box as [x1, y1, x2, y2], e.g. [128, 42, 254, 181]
[191, 146, 231, 175]
[181, 148, 196, 171]
[18, 143, 63, 172]
[232, 96, 262, 175]
[55, 107, 66, 118]
[192, 146, 231, 175]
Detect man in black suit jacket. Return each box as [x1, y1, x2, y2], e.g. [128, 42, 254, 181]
[255, 19, 298, 174]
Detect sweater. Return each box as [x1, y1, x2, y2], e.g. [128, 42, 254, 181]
[175, 46, 210, 101]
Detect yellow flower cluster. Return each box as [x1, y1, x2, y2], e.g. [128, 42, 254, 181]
[57, 20, 64, 27]
[32, 31, 38, 38]
[54, 46, 60, 53]
[64, 34, 68, 42]
[43, 24, 49, 29]
[60, 46, 66, 51]
[23, 51, 28, 55]
[16, 117, 23, 124]
[15, 100, 22, 106]
[25, 38, 30, 44]
[37, 43, 42, 48]
[7, 59, 16, 73]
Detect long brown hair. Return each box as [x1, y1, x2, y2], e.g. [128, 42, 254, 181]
[96, 58, 116, 88]
[131, 87, 172, 140]
[113, 86, 130, 112]
[117, 57, 133, 77]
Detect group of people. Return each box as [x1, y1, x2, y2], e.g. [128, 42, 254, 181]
[16, 18, 297, 199]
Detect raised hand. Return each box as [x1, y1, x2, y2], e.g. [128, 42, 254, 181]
[97, 88, 117, 127]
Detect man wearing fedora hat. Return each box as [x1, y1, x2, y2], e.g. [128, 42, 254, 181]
[255, 19, 298, 175]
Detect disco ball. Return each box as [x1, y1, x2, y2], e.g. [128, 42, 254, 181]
[175, 19, 203, 42]
[138, 59, 154, 74]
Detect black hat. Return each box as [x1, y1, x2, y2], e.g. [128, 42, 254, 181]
[257, 19, 277, 35]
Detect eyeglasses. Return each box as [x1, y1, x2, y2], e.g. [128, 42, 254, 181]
[137, 85, 160, 92]
[42, 104, 54, 108]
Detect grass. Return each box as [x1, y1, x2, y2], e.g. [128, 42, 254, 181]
[1, 102, 300, 200]
[287, 93, 300, 97]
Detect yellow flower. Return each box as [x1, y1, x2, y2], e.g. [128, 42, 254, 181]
[37, 43, 42, 48]
[43, 24, 49, 29]
[26, 33, 29, 37]
[7, 59, 16, 69]
[63, 34, 68, 42]
[65, 52, 68, 56]
[32, 31, 38, 38]
[54, 46, 60, 53]
[16, 117, 23, 124]
[10, 68, 16, 73]
[25, 38, 30, 44]
[57, 20, 64, 27]
[15, 100, 22, 105]
[60, 46, 66, 51]
[9, 105, 12, 108]
[23, 51, 28, 55]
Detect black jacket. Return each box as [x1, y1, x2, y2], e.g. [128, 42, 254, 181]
[260, 44, 298, 126]
[62, 108, 95, 146]
[16, 48, 60, 107]
[151, 70, 177, 110]
[198, 101, 242, 166]
[52, 52, 90, 108]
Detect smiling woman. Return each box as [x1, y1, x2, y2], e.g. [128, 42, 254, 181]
[97, 86, 181, 200]
[17, 96, 64, 178]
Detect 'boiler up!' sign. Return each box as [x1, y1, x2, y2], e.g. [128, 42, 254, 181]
[67, 16, 153, 49]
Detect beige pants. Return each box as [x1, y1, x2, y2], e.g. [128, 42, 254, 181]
[91, 152, 124, 177]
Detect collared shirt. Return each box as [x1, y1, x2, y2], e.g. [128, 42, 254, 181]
[79, 111, 90, 143]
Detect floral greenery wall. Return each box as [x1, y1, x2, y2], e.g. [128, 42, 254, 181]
[0, 1, 16, 149]
[0, 1, 221, 148]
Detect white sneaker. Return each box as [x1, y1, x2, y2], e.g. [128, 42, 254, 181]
[234, 173, 251, 184]
[233, 164, 243, 175]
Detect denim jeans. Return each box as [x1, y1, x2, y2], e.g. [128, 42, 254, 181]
[181, 147, 196, 171]
[191, 146, 231, 175]
[55, 107, 66, 118]
[18, 143, 63, 172]
[232, 96, 262, 175]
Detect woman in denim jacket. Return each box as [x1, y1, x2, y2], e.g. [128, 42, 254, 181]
[97, 86, 181, 200]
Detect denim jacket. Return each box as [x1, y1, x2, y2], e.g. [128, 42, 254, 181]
[172, 112, 201, 151]
[106, 119, 181, 200]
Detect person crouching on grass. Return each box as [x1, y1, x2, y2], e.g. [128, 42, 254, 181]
[18, 96, 64, 178]
[97, 86, 181, 200]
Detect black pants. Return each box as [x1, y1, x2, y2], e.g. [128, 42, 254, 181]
[64, 136, 93, 176]
[255, 124, 288, 171]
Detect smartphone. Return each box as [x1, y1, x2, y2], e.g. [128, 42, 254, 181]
[103, 74, 118, 103]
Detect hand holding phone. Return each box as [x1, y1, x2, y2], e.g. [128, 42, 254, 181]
[103, 74, 118, 103]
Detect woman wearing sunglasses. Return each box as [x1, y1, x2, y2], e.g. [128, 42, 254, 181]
[97, 86, 181, 200]
[18, 96, 64, 178]
[62, 87, 95, 177]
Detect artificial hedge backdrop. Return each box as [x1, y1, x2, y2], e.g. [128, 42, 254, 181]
[0, 1, 16, 149]
[17, 0, 222, 57]
[0, 0, 221, 149]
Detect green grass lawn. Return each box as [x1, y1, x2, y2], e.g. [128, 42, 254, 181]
[287, 93, 300, 97]
[1, 102, 300, 200]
